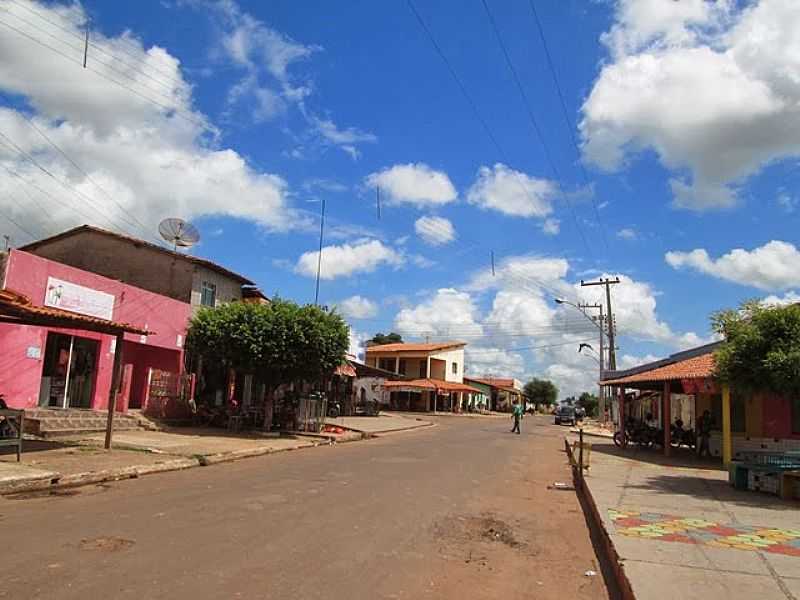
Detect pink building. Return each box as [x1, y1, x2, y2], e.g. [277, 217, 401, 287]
[0, 249, 190, 412]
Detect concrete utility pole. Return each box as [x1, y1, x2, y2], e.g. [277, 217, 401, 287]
[579, 303, 606, 422]
[581, 278, 620, 370]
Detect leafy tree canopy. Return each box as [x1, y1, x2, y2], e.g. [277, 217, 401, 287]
[369, 332, 403, 345]
[524, 378, 558, 406]
[712, 301, 800, 396]
[186, 299, 349, 386]
[578, 392, 599, 417]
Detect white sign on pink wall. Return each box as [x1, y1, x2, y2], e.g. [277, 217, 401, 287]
[44, 276, 115, 321]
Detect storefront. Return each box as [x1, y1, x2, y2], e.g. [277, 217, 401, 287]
[39, 332, 100, 409]
[0, 249, 190, 412]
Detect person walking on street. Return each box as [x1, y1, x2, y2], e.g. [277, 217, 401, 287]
[511, 400, 523, 434]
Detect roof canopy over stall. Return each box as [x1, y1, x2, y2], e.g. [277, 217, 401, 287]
[0, 288, 150, 450]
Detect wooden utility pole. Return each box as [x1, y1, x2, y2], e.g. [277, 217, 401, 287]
[104, 332, 125, 449]
[581, 277, 620, 370]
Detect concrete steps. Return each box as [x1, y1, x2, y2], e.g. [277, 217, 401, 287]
[23, 409, 144, 438]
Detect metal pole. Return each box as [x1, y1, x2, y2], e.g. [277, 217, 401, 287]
[104, 333, 125, 450]
[579, 428, 584, 481]
[83, 23, 89, 68]
[598, 305, 605, 423]
[314, 197, 326, 305]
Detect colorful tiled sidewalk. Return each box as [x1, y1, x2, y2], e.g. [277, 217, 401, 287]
[610, 509, 800, 556]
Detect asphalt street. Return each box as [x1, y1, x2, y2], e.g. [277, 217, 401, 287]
[0, 415, 612, 599]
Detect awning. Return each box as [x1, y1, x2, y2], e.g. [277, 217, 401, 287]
[601, 352, 715, 386]
[0, 288, 150, 335]
[383, 378, 481, 394]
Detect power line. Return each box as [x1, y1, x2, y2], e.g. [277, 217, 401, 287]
[465, 338, 594, 355]
[405, 0, 587, 268]
[0, 18, 208, 129]
[6, 0, 186, 86]
[0, 131, 133, 235]
[479, 0, 593, 262]
[18, 113, 162, 244]
[0, 9, 186, 107]
[0, 209, 38, 240]
[527, 0, 608, 252]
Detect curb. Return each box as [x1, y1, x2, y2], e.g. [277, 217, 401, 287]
[371, 422, 436, 435]
[565, 439, 636, 600]
[1, 420, 441, 497]
[569, 428, 614, 440]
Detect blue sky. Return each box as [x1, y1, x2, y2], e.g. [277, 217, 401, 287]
[1, 0, 799, 395]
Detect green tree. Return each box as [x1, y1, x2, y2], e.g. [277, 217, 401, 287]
[578, 392, 599, 417]
[186, 299, 350, 388]
[369, 332, 403, 345]
[712, 301, 800, 396]
[524, 378, 558, 407]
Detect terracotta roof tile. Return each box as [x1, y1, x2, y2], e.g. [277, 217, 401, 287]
[366, 341, 465, 353]
[383, 378, 481, 393]
[465, 377, 517, 389]
[0, 288, 150, 335]
[602, 352, 715, 385]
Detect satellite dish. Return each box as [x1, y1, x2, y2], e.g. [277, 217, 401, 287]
[158, 218, 200, 251]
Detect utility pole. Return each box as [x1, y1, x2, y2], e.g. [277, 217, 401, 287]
[579, 302, 606, 422]
[581, 277, 620, 370]
[313, 197, 326, 305]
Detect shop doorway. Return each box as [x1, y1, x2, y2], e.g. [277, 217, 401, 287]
[38, 333, 99, 409]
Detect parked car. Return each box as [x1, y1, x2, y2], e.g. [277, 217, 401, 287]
[554, 405, 576, 426]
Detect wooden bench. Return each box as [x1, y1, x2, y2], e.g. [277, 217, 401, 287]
[0, 409, 24, 462]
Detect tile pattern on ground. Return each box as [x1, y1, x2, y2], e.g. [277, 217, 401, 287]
[609, 509, 800, 557]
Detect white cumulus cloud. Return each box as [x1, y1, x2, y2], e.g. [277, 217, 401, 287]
[466, 163, 556, 218]
[0, 0, 300, 244]
[337, 295, 378, 319]
[394, 288, 483, 338]
[541, 218, 560, 235]
[762, 290, 800, 306]
[414, 215, 455, 246]
[665, 241, 800, 291]
[582, 0, 800, 211]
[365, 163, 456, 208]
[296, 239, 403, 280]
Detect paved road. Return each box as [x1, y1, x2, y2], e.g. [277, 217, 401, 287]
[1, 416, 611, 600]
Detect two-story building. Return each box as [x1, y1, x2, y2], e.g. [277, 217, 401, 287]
[0, 248, 190, 413]
[365, 342, 479, 412]
[20, 225, 256, 315]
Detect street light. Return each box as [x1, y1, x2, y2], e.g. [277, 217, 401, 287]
[555, 297, 609, 422]
[554, 298, 604, 333]
[578, 343, 601, 367]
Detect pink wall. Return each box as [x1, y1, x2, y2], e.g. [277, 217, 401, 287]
[0, 250, 191, 411]
[123, 340, 181, 409]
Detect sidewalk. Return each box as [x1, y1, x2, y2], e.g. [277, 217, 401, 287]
[0, 413, 438, 495]
[0, 430, 325, 495]
[324, 413, 433, 433]
[576, 436, 800, 600]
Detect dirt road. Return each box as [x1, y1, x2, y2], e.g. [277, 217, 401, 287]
[0, 415, 612, 599]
